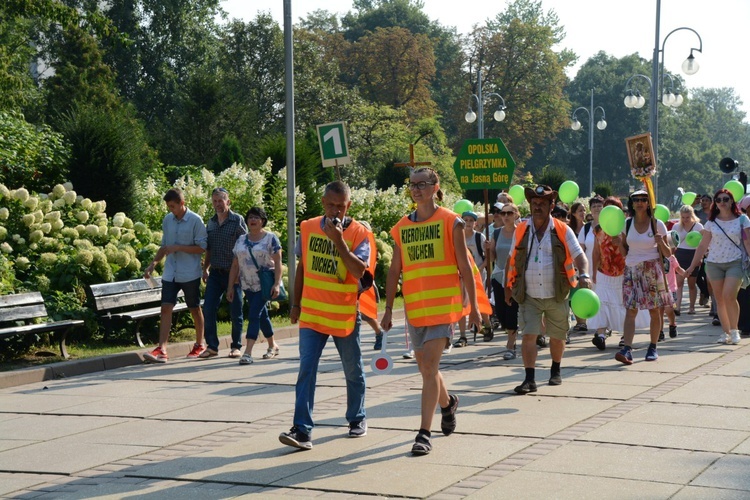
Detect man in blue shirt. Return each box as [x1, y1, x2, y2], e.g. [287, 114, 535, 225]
[143, 188, 208, 363]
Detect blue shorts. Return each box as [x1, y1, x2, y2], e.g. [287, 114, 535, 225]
[161, 278, 201, 308]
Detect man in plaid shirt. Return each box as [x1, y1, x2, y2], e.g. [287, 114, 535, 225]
[200, 187, 248, 358]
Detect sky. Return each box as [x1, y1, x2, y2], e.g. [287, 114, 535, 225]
[221, 0, 750, 119]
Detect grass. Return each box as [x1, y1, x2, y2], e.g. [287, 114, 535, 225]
[1, 298, 404, 372]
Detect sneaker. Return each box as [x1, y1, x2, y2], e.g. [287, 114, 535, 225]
[348, 419, 367, 437]
[279, 426, 312, 450]
[565, 334, 571, 345]
[443, 344, 452, 355]
[615, 347, 633, 365]
[573, 323, 588, 332]
[186, 343, 205, 358]
[411, 431, 432, 455]
[731, 330, 741, 345]
[669, 324, 677, 338]
[618, 337, 625, 347]
[658, 330, 665, 342]
[645, 346, 658, 361]
[403, 350, 414, 359]
[143, 346, 168, 363]
[592, 334, 606, 351]
[503, 349, 517, 360]
[262, 347, 279, 359]
[514, 380, 537, 395]
[712, 316, 721, 326]
[441, 394, 459, 436]
[198, 347, 218, 359]
[239, 354, 254, 365]
[228, 348, 242, 358]
[717, 333, 729, 344]
[373, 334, 383, 350]
[549, 373, 562, 386]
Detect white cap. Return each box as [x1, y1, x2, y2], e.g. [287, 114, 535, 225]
[494, 202, 504, 210]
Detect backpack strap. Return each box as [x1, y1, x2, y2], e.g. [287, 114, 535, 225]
[475, 231, 484, 261]
[583, 221, 592, 239]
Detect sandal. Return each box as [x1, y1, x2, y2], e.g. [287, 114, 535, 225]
[263, 347, 279, 359]
[687, 309, 696, 314]
[411, 431, 432, 455]
[239, 354, 254, 365]
[482, 326, 494, 342]
[573, 323, 588, 332]
[453, 337, 468, 348]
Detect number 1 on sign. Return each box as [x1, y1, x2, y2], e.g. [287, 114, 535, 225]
[323, 128, 343, 155]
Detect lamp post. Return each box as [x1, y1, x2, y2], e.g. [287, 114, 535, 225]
[623, 0, 702, 200]
[571, 89, 607, 197]
[465, 69, 507, 139]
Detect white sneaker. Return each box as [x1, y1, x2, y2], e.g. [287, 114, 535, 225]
[731, 330, 741, 345]
[443, 344, 452, 355]
[503, 349, 517, 360]
[403, 350, 414, 359]
[717, 332, 729, 344]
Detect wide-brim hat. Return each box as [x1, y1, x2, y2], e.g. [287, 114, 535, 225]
[524, 185, 557, 203]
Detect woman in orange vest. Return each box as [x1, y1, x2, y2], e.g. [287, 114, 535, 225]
[381, 167, 481, 456]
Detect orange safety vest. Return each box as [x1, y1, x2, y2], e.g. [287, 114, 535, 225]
[391, 206, 464, 327]
[358, 230, 378, 320]
[506, 218, 578, 303]
[463, 253, 492, 316]
[299, 216, 368, 337]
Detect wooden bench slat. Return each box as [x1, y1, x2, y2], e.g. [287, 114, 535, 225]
[89, 277, 162, 297]
[0, 319, 84, 338]
[93, 290, 164, 311]
[0, 304, 48, 322]
[0, 292, 44, 307]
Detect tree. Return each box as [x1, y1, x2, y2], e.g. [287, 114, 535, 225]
[348, 27, 437, 118]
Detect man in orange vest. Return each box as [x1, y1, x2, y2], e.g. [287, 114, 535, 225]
[279, 181, 373, 451]
[505, 185, 592, 394]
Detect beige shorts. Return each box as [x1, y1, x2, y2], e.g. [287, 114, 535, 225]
[519, 296, 570, 340]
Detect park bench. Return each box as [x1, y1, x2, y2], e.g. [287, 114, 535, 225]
[87, 277, 195, 347]
[0, 292, 84, 359]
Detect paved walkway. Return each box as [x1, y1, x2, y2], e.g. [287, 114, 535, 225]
[2, 308, 750, 499]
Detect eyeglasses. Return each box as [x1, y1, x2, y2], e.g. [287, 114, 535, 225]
[408, 181, 436, 190]
[631, 197, 649, 203]
[500, 211, 515, 215]
[715, 196, 732, 203]
[247, 215, 262, 220]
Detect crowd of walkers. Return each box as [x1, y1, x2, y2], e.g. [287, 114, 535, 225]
[138, 178, 750, 458]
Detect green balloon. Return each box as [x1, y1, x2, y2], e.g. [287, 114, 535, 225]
[508, 185, 525, 204]
[453, 199, 473, 214]
[682, 191, 696, 206]
[559, 180, 579, 204]
[724, 180, 744, 203]
[654, 204, 670, 223]
[599, 205, 625, 237]
[685, 230, 702, 248]
[570, 288, 600, 319]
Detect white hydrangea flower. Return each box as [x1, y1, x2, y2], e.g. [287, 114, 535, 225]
[85, 225, 99, 237]
[53, 198, 66, 208]
[63, 182, 74, 191]
[29, 243, 38, 251]
[39, 200, 52, 213]
[15, 237, 25, 245]
[112, 213, 126, 227]
[63, 191, 77, 205]
[52, 184, 66, 198]
[13, 188, 29, 203]
[38, 193, 48, 200]
[76, 195, 83, 204]
[81, 198, 93, 210]
[23, 197, 38, 211]
[61, 228, 79, 239]
[110, 226, 122, 238]
[0, 226, 7, 240]
[40, 222, 52, 234]
[51, 219, 64, 231]
[29, 229, 44, 243]
[0, 184, 9, 197]
[32, 210, 43, 223]
[1, 242, 12, 253]
[44, 211, 61, 222]
[134, 222, 148, 234]
[75, 211, 90, 223]
[75, 250, 94, 267]
[120, 232, 136, 244]
[15, 256, 30, 270]
[75, 224, 86, 234]
[0, 207, 8, 220]
[39, 252, 57, 265]
[22, 214, 35, 227]
[98, 225, 108, 237]
[122, 217, 134, 229]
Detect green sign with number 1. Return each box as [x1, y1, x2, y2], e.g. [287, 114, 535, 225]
[316, 121, 351, 168]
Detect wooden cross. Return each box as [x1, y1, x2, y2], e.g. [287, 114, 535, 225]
[394, 144, 431, 172]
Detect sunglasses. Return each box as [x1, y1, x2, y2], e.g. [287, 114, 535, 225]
[715, 196, 732, 203]
[631, 197, 649, 203]
[500, 211, 515, 215]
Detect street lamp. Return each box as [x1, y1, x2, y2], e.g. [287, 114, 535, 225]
[465, 69, 507, 139]
[623, 0, 702, 200]
[571, 89, 607, 196]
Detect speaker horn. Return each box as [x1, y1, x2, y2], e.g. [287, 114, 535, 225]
[720, 157, 739, 173]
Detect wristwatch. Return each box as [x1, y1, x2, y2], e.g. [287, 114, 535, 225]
[578, 273, 590, 279]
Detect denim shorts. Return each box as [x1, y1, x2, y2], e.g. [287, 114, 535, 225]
[705, 259, 744, 281]
[161, 278, 201, 308]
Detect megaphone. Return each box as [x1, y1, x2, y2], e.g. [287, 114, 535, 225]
[720, 157, 739, 173]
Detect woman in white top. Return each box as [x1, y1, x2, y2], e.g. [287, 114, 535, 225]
[614, 190, 672, 365]
[672, 205, 703, 315]
[487, 203, 520, 359]
[684, 189, 750, 345]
